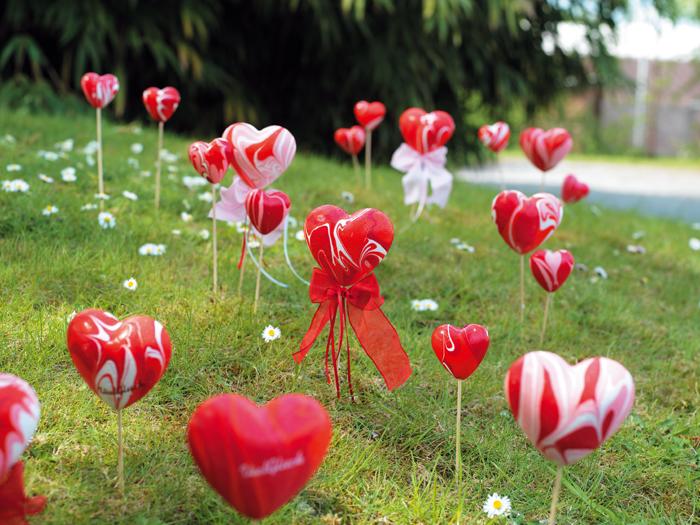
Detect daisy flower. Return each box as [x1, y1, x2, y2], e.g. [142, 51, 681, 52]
[198, 229, 210, 240]
[1, 180, 11, 191]
[94, 193, 111, 201]
[261, 325, 281, 342]
[341, 191, 355, 203]
[122, 190, 138, 201]
[98, 212, 116, 229]
[86, 155, 95, 167]
[42, 204, 59, 216]
[1, 134, 16, 145]
[287, 216, 298, 228]
[38, 174, 54, 183]
[632, 230, 645, 240]
[235, 221, 247, 234]
[171, 229, 182, 236]
[456, 243, 475, 253]
[123, 277, 138, 291]
[154, 244, 166, 255]
[161, 150, 178, 163]
[450, 237, 461, 244]
[127, 157, 139, 169]
[182, 176, 207, 189]
[41, 151, 59, 161]
[248, 238, 261, 249]
[61, 167, 77, 182]
[130, 143, 144, 154]
[180, 212, 193, 223]
[58, 139, 74, 152]
[167, 165, 178, 173]
[689, 238, 700, 251]
[83, 141, 99, 155]
[482, 493, 511, 518]
[594, 266, 608, 279]
[626, 244, 646, 254]
[198, 191, 213, 203]
[411, 299, 439, 312]
[6, 163, 21, 172]
[295, 230, 305, 241]
[4, 179, 29, 193]
[140, 170, 151, 177]
[81, 203, 98, 211]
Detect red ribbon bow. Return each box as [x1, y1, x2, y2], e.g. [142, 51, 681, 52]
[294, 268, 412, 398]
[0, 462, 46, 525]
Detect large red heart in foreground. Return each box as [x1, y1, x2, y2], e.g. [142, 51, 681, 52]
[561, 174, 589, 204]
[431, 324, 490, 380]
[505, 351, 635, 465]
[529, 249, 574, 293]
[519, 127, 572, 172]
[188, 393, 332, 520]
[478, 121, 510, 153]
[223, 123, 296, 189]
[304, 205, 393, 287]
[67, 309, 172, 410]
[189, 138, 232, 184]
[354, 100, 386, 131]
[399, 108, 455, 154]
[80, 72, 119, 109]
[0, 375, 40, 484]
[491, 190, 563, 255]
[245, 189, 291, 235]
[334, 126, 365, 156]
[142, 86, 181, 123]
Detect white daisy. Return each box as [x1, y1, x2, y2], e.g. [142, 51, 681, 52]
[199, 229, 210, 240]
[140, 170, 151, 178]
[593, 266, 608, 279]
[86, 155, 95, 167]
[180, 212, 193, 223]
[167, 165, 178, 173]
[123, 277, 138, 291]
[61, 167, 77, 182]
[98, 212, 116, 229]
[122, 190, 138, 201]
[422, 299, 439, 311]
[341, 191, 355, 203]
[198, 191, 213, 203]
[132, 126, 142, 134]
[632, 230, 645, 240]
[295, 230, 305, 241]
[182, 176, 207, 189]
[42, 204, 59, 216]
[6, 163, 21, 172]
[626, 244, 646, 254]
[450, 237, 461, 245]
[38, 173, 54, 183]
[41, 151, 59, 161]
[411, 299, 438, 312]
[171, 229, 182, 236]
[456, 243, 475, 253]
[154, 244, 166, 255]
[4, 179, 29, 193]
[689, 238, 700, 251]
[1, 134, 16, 145]
[127, 157, 139, 169]
[287, 216, 298, 228]
[139, 243, 156, 256]
[160, 150, 177, 163]
[58, 139, 74, 152]
[261, 325, 281, 342]
[235, 221, 247, 234]
[94, 193, 111, 201]
[130, 143, 144, 154]
[248, 238, 261, 249]
[482, 493, 511, 518]
[82, 141, 99, 155]
[81, 203, 98, 211]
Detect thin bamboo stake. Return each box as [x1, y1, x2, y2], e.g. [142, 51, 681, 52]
[212, 185, 218, 295]
[352, 153, 360, 180]
[117, 409, 124, 495]
[548, 465, 564, 525]
[520, 255, 525, 322]
[96, 108, 104, 212]
[238, 225, 248, 296]
[455, 379, 462, 477]
[365, 129, 372, 189]
[253, 242, 264, 313]
[539, 293, 552, 347]
[155, 121, 164, 209]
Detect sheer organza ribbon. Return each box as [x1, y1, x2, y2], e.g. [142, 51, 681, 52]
[0, 462, 46, 525]
[294, 268, 412, 399]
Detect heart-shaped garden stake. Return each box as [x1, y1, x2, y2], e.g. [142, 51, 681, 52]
[142, 86, 180, 123]
[80, 73, 119, 109]
[478, 121, 510, 153]
[188, 393, 332, 520]
[529, 249, 575, 346]
[519, 127, 572, 173]
[353, 100, 386, 188]
[399, 108, 455, 155]
[561, 174, 589, 204]
[245, 189, 291, 235]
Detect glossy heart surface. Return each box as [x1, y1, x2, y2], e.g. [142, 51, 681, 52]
[431, 324, 490, 380]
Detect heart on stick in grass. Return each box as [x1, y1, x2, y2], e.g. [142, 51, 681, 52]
[491, 190, 563, 322]
[354, 100, 386, 189]
[561, 174, 589, 204]
[0, 374, 46, 524]
[391, 108, 456, 221]
[189, 138, 233, 295]
[188, 393, 332, 520]
[67, 308, 172, 493]
[519, 127, 573, 190]
[505, 350, 634, 524]
[530, 249, 575, 346]
[334, 126, 365, 178]
[478, 121, 510, 154]
[80, 72, 119, 211]
[295, 205, 412, 398]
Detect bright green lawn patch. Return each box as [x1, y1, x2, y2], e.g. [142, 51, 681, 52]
[0, 110, 698, 524]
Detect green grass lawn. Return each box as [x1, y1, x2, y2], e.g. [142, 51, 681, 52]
[0, 109, 698, 524]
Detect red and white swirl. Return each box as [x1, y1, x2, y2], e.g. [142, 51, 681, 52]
[505, 351, 635, 465]
[189, 138, 231, 184]
[80, 73, 120, 109]
[529, 249, 574, 292]
[519, 127, 572, 172]
[143, 86, 181, 122]
[478, 121, 510, 153]
[0, 374, 40, 482]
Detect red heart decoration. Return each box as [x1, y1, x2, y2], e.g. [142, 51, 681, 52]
[561, 174, 589, 204]
[529, 249, 574, 293]
[188, 393, 332, 520]
[519, 127, 572, 172]
[334, 126, 365, 156]
[245, 189, 291, 235]
[505, 351, 635, 465]
[478, 121, 510, 153]
[354, 100, 386, 130]
[491, 190, 563, 255]
[399, 108, 455, 154]
[67, 309, 172, 410]
[0, 375, 40, 484]
[142, 86, 181, 123]
[80, 72, 119, 109]
[222, 123, 296, 189]
[304, 205, 393, 287]
[431, 324, 490, 380]
[189, 138, 232, 184]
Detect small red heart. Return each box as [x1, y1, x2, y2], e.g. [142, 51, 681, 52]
[478, 121, 510, 153]
[491, 190, 563, 255]
[529, 249, 574, 293]
[354, 100, 386, 130]
[431, 324, 490, 380]
[188, 393, 332, 520]
[189, 138, 232, 184]
[519, 127, 572, 172]
[505, 351, 635, 465]
[142, 86, 181, 123]
[67, 309, 172, 410]
[0, 375, 40, 483]
[334, 126, 365, 156]
[561, 174, 589, 204]
[245, 189, 291, 235]
[304, 205, 393, 287]
[80, 73, 119, 109]
[399, 108, 455, 154]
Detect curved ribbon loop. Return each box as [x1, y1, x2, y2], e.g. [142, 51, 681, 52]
[0, 462, 46, 525]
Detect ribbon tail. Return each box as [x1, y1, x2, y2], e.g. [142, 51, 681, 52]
[412, 188, 427, 222]
[237, 218, 248, 270]
[246, 237, 289, 288]
[283, 215, 311, 286]
[425, 166, 453, 208]
[294, 301, 332, 365]
[347, 305, 412, 391]
[0, 462, 46, 525]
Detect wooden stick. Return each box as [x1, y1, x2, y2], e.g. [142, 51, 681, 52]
[155, 121, 164, 209]
[96, 108, 104, 212]
[520, 255, 525, 322]
[548, 465, 564, 525]
[253, 242, 264, 313]
[455, 379, 462, 478]
[212, 185, 218, 296]
[352, 153, 360, 181]
[117, 409, 124, 495]
[539, 293, 552, 347]
[238, 225, 248, 296]
[365, 129, 372, 189]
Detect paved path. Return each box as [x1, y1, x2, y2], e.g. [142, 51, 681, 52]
[457, 157, 700, 223]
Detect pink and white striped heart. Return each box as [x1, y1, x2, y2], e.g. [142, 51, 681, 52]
[505, 351, 635, 465]
[189, 138, 232, 184]
[519, 128, 572, 172]
[478, 121, 510, 153]
[529, 249, 574, 293]
[223, 123, 296, 190]
[0, 374, 40, 483]
[143, 86, 181, 123]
